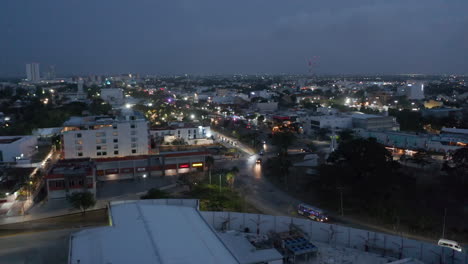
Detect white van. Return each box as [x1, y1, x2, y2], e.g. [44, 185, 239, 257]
[437, 239, 462, 252]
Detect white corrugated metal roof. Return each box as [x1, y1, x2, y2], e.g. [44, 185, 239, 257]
[70, 201, 239, 264]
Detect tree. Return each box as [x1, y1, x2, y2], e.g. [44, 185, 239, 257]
[315, 128, 331, 141]
[257, 115, 265, 124]
[271, 131, 296, 154]
[337, 129, 354, 142]
[141, 188, 171, 199]
[226, 166, 239, 190]
[67, 192, 96, 214]
[319, 138, 411, 221]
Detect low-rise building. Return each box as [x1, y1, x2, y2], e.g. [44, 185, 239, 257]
[100, 88, 124, 106]
[351, 113, 399, 131]
[302, 115, 353, 135]
[0, 136, 37, 163]
[150, 124, 212, 145]
[95, 151, 208, 181]
[45, 159, 96, 199]
[69, 200, 283, 264]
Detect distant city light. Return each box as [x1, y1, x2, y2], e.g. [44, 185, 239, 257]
[125, 103, 132, 109]
[190, 114, 195, 119]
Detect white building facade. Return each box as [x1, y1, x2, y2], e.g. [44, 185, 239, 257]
[62, 112, 149, 159]
[0, 136, 38, 163]
[150, 125, 212, 145]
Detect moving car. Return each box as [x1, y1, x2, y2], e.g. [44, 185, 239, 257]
[297, 203, 328, 222]
[256, 158, 262, 164]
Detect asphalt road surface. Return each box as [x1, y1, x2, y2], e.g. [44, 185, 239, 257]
[0, 228, 80, 264]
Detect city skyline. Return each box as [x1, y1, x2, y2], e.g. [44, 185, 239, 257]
[1, 0, 468, 77]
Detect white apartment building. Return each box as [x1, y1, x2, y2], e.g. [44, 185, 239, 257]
[61, 111, 149, 159]
[150, 124, 212, 144]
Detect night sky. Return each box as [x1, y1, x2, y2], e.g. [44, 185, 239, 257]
[1, 0, 467, 76]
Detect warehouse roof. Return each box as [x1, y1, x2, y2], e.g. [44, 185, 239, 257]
[69, 201, 238, 264]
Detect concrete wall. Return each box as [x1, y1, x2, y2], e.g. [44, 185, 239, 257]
[201, 212, 467, 264]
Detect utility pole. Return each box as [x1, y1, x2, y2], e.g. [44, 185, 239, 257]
[442, 208, 447, 238]
[219, 173, 222, 193]
[338, 187, 344, 216]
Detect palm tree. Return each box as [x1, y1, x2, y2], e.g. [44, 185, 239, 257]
[226, 166, 239, 190]
[205, 156, 215, 184]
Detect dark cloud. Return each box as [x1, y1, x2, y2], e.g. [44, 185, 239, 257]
[0, 0, 467, 76]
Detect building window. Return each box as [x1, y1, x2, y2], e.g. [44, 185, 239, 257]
[188, 130, 191, 134]
[97, 152, 102, 156]
[96, 132, 106, 137]
[114, 150, 119, 155]
[96, 139, 106, 144]
[75, 146, 83, 151]
[102, 152, 107, 156]
[130, 124, 136, 129]
[112, 131, 118, 136]
[131, 138, 137, 142]
[113, 138, 118, 143]
[114, 144, 118, 149]
[113, 125, 117, 129]
[75, 140, 83, 145]
[77, 152, 83, 157]
[131, 143, 137, 148]
[177, 130, 180, 134]
[78, 179, 84, 186]
[96, 146, 101, 150]
[194, 129, 196, 134]
[130, 116, 135, 120]
[132, 149, 136, 154]
[131, 131, 137, 135]
[76, 133, 82, 138]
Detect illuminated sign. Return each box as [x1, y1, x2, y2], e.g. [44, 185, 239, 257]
[179, 163, 190, 168]
[192, 162, 203, 167]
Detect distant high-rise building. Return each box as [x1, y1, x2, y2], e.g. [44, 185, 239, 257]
[25, 63, 40, 82]
[77, 78, 84, 94]
[46, 65, 56, 80]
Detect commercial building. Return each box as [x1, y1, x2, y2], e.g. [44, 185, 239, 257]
[0, 136, 37, 163]
[61, 111, 149, 159]
[69, 200, 283, 264]
[45, 159, 96, 199]
[351, 113, 399, 131]
[94, 150, 208, 181]
[25, 63, 40, 82]
[302, 115, 353, 135]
